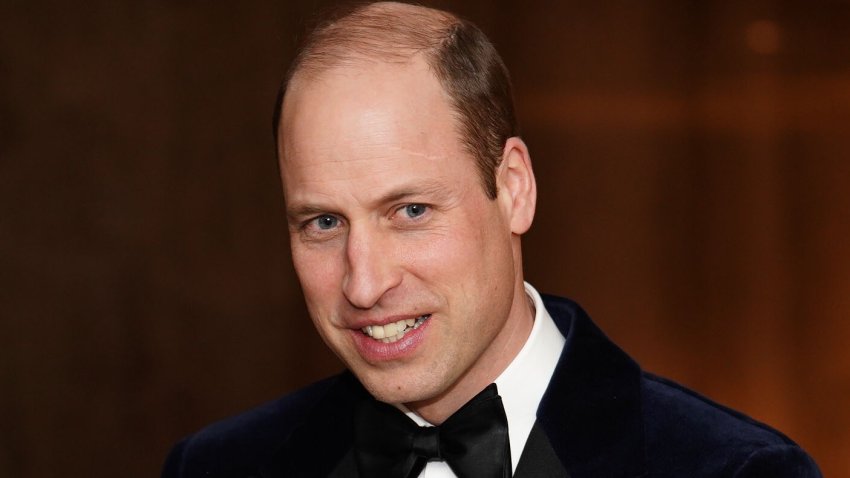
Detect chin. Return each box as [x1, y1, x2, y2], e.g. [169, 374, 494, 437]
[355, 369, 443, 406]
[359, 378, 424, 405]
[366, 388, 416, 405]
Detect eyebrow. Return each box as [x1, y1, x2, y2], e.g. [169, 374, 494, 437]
[286, 179, 454, 221]
[286, 203, 331, 222]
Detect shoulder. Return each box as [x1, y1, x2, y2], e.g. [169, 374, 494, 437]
[538, 292, 821, 476]
[641, 373, 821, 477]
[161, 373, 359, 478]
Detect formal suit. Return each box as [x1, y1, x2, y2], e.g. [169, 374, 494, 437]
[162, 295, 821, 477]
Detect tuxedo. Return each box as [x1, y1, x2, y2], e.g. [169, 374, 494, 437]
[162, 295, 821, 477]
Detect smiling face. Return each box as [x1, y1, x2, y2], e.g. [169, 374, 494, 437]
[278, 57, 535, 421]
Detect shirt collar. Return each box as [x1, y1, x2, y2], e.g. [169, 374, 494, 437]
[495, 282, 566, 472]
[402, 282, 565, 473]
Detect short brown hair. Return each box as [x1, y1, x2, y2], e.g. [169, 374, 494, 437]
[273, 1, 518, 199]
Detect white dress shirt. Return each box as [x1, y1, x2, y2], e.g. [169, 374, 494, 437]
[401, 282, 566, 477]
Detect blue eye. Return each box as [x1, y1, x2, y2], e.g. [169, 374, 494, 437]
[314, 215, 339, 230]
[404, 204, 427, 218]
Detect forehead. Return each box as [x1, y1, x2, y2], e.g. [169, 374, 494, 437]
[278, 58, 471, 195]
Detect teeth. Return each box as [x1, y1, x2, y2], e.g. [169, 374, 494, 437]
[361, 315, 429, 342]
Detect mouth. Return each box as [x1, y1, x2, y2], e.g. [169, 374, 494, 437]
[360, 314, 431, 343]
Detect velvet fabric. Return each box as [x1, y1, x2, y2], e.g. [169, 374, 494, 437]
[162, 295, 822, 477]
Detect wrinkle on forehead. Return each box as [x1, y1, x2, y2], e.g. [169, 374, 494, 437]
[279, 56, 475, 209]
[282, 113, 461, 193]
[285, 163, 459, 214]
[283, 110, 457, 165]
[282, 143, 452, 193]
[295, 142, 446, 170]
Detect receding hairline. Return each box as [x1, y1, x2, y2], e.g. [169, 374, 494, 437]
[275, 1, 518, 199]
[286, 1, 460, 86]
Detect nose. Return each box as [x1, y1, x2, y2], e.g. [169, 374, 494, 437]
[342, 224, 402, 309]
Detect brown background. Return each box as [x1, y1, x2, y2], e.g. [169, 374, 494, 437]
[1, 1, 848, 477]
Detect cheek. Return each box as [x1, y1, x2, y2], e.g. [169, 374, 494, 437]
[294, 248, 346, 347]
[403, 228, 497, 304]
[291, 244, 345, 304]
[413, 210, 506, 274]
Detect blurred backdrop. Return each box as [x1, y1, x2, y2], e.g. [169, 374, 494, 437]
[1, 1, 848, 476]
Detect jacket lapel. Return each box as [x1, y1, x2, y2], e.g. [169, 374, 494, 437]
[327, 450, 359, 478]
[537, 295, 647, 478]
[258, 372, 368, 478]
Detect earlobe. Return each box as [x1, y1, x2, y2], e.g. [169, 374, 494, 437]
[497, 137, 537, 235]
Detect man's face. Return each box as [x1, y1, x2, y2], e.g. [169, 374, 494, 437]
[279, 58, 530, 410]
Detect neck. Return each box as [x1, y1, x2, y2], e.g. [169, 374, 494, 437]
[405, 281, 535, 424]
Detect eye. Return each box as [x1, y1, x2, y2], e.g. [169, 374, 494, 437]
[313, 214, 339, 230]
[402, 204, 428, 218]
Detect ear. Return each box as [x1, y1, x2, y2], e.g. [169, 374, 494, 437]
[496, 137, 537, 235]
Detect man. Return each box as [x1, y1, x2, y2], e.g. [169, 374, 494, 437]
[162, 2, 821, 477]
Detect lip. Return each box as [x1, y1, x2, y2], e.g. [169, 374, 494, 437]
[349, 314, 431, 362]
[347, 313, 428, 330]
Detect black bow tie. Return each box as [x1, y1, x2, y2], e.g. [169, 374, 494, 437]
[353, 383, 511, 478]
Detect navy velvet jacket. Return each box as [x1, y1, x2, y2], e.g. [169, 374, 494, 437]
[162, 295, 822, 477]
